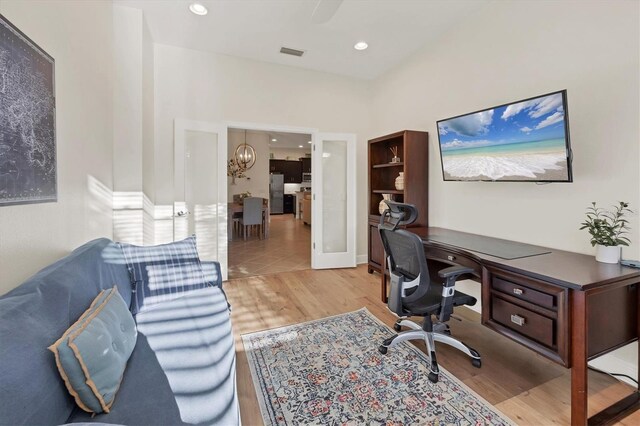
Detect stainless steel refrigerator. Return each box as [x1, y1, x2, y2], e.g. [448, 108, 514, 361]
[270, 174, 284, 214]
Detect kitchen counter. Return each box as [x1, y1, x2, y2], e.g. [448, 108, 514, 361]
[295, 191, 311, 219]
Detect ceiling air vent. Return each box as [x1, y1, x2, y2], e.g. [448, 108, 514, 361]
[280, 47, 305, 57]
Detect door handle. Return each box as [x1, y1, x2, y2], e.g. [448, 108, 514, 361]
[174, 210, 190, 217]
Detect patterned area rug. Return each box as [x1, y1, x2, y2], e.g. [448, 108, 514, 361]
[242, 308, 513, 425]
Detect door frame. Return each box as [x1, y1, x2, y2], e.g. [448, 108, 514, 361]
[174, 119, 229, 280]
[226, 121, 320, 267]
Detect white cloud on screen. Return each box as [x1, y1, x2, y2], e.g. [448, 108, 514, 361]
[440, 110, 494, 137]
[501, 93, 563, 121]
[501, 100, 532, 120]
[528, 94, 563, 118]
[438, 124, 448, 135]
[535, 111, 564, 129]
[520, 126, 532, 132]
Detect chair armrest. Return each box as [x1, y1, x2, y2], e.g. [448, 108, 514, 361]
[437, 265, 473, 322]
[438, 265, 474, 284]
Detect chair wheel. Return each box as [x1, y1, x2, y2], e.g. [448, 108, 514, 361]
[382, 337, 395, 346]
[472, 358, 481, 368]
[378, 345, 388, 355]
[428, 372, 438, 383]
[393, 323, 402, 332]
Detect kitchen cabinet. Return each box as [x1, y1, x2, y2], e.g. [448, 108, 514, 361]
[283, 194, 295, 214]
[269, 160, 302, 183]
[300, 157, 311, 173]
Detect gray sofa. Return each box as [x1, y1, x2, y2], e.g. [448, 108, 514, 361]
[0, 238, 239, 425]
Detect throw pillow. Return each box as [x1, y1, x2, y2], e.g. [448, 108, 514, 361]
[118, 236, 211, 314]
[49, 287, 137, 414]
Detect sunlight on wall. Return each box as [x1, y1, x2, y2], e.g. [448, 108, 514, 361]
[87, 176, 114, 238]
[113, 190, 174, 245]
[153, 204, 174, 244]
[113, 191, 145, 244]
[193, 203, 218, 261]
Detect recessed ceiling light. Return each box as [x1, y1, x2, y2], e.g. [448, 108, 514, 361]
[271, 138, 277, 142]
[354, 41, 368, 51]
[299, 145, 304, 148]
[307, 141, 312, 144]
[189, 3, 208, 16]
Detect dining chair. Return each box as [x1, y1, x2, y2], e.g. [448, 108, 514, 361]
[240, 197, 263, 240]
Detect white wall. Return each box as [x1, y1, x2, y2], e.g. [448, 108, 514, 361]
[371, 0, 639, 382]
[228, 130, 270, 202]
[372, 0, 640, 259]
[141, 18, 155, 244]
[112, 5, 156, 245]
[142, 15, 155, 204]
[0, 0, 114, 294]
[113, 6, 142, 194]
[154, 44, 372, 257]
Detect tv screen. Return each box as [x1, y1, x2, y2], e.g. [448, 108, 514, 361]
[437, 90, 572, 182]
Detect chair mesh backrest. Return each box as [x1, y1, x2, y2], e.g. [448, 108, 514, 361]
[242, 197, 263, 225]
[379, 227, 431, 302]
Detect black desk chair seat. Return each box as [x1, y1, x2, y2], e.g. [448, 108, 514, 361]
[378, 201, 481, 383]
[402, 284, 476, 316]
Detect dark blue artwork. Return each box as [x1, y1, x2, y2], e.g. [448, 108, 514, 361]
[0, 14, 56, 206]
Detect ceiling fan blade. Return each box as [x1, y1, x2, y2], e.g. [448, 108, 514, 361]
[311, 0, 344, 24]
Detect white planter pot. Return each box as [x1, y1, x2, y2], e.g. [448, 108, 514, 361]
[595, 245, 620, 264]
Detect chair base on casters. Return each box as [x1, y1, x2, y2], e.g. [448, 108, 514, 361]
[378, 318, 481, 383]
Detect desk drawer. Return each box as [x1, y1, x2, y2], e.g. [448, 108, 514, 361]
[493, 276, 555, 309]
[492, 297, 554, 348]
[424, 246, 481, 277]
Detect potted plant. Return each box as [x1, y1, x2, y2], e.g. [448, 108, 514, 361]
[238, 191, 251, 203]
[227, 159, 246, 185]
[580, 201, 632, 263]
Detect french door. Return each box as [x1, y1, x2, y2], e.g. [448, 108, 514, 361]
[311, 133, 357, 269]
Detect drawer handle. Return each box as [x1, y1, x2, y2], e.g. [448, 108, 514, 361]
[511, 314, 526, 326]
[513, 288, 524, 296]
[447, 255, 456, 261]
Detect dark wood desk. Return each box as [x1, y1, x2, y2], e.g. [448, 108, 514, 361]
[380, 227, 640, 425]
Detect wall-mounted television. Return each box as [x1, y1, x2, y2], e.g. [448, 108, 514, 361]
[437, 90, 572, 182]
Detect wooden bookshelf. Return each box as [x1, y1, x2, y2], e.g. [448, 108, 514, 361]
[367, 130, 429, 274]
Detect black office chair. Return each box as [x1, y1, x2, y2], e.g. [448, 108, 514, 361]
[377, 201, 481, 383]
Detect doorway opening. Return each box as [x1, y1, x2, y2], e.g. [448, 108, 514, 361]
[227, 128, 312, 279]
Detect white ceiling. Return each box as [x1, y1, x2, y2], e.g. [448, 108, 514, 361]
[115, 0, 489, 80]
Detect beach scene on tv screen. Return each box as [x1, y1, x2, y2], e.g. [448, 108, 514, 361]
[438, 92, 569, 181]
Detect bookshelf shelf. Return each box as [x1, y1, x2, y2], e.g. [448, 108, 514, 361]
[367, 130, 429, 274]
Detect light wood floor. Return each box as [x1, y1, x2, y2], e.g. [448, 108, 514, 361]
[224, 266, 639, 425]
[228, 214, 311, 279]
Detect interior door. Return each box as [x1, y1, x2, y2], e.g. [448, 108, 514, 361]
[311, 133, 357, 269]
[174, 120, 228, 280]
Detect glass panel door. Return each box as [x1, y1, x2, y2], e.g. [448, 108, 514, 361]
[312, 133, 356, 269]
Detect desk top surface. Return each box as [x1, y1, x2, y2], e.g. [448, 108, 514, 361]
[412, 227, 640, 290]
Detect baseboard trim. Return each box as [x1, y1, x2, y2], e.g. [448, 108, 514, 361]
[356, 254, 368, 265]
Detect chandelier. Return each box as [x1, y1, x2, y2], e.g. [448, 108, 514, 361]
[234, 130, 256, 170]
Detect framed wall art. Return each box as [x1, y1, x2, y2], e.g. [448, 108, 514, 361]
[0, 14, 56, 206]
